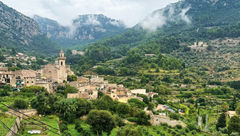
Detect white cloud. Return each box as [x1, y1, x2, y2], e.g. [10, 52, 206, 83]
[140, 4, 191, 32]
[1, 0, 179, 27]
[85, 15, 101, 26]
[180, 7, 191, 24]
[140, 11, 167, 32]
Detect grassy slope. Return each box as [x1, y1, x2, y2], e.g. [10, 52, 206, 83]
[0, 113, 16, 136]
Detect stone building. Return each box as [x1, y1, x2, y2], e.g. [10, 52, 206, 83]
[0, 67, 16, 86]
[15, 70, 37, 87]
[38, 50, 73, 83]
[0, 50, 73, 93]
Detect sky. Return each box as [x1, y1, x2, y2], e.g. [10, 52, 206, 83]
[1, 0, 179, 27]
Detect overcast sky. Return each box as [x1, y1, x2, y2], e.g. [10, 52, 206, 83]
[1, 0, 179, 27]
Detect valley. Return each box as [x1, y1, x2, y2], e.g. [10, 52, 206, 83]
[0, 0, 240, 136]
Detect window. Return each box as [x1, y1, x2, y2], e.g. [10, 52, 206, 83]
[61, 61, 63, 66]
[27, 81, 29, 83]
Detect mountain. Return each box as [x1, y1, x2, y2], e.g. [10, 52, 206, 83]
[85, 0, 240, 57]
[0, 1, 58, 55]
[34, 14, 126, 48]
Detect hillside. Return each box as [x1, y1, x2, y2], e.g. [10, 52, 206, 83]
[0, 1, 58, 55]
[68, 0, 240, 81]
[85, 0, 240, 56]
[34, 14, 126, 48]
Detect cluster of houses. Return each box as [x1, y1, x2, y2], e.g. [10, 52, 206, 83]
[4, 52, 37, 66]
[0, 50, 187, 127]
[0, 50, 73, 92]
[67, 75, 158, 103]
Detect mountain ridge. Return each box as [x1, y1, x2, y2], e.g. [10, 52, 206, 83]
[0, 1, 58, 55]
[34, 14, 126, 48]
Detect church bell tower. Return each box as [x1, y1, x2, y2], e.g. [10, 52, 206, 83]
[58, 49, 66, 66]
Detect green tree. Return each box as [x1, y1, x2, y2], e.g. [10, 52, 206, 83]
[95, 95, 117, 112]
[135, 111, 150, 125]
[228, 116, 240, 134]
[55, 98, 92, 122]
[67, 75, 78, 81]
[21, 86, 47, 94]
[117, 126, 143, 136]
[128, 98, 147, 109]
[86, 110, 116, 134]
[31, 93, 58, 115]
[216, 113, 226, 131]
[236, 103, 240, 115]
[13, 99, 28, 109]
[117, 103, 130, 117]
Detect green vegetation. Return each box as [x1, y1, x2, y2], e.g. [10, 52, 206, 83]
[0, 113, 16, 136]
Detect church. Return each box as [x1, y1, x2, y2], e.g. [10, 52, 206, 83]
[37, 50, 74, 83]
[0, 50, 74, 92]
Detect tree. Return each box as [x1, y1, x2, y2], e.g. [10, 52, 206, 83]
[56, 85, 78, 96]
[117, 126, 143, 136]
[67, 75, 78, 81]
[216, 113, 226, 131]
[228, 116, 240, 134]
[236, 103, 240, 115]
[117, 103, 130, 117]
[135, 111, 150, 125]
[86, 110, 116, 134]
[137, 94, 149, 104]
[95, 95, 117, 112]
[128, 98, 147, 109]
[21, 86, 47, 94]
[147, 102, 154, 111]
[0, 85, 11, 97]
[13, 99, 28, 109]
[31, 93, 58, 115]
[55, 98, 92, 122]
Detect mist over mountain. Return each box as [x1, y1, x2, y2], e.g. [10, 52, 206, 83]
[139, 0, 240, 31]
[86, 0, 240, 57]
[34, 14, 126, 48]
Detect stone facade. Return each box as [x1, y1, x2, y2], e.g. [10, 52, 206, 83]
[39, 50, 73, 83]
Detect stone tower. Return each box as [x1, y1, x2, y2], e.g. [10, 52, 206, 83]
[58, 49, 66, 66]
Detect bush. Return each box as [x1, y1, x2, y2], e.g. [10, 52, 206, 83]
[0, 89, 10, 96]
[67, 75, 78, 81]
[176, 125, 183, 129]
[13, 99, 28, 109]
[117, 125, 143, 136]
[59, 121, 68, 133]
[75, 122, 83, 132]
[169, 113, 180, 120]
[21, 86, 47, 94]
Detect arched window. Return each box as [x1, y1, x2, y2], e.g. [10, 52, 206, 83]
[61, 61, 63, 66]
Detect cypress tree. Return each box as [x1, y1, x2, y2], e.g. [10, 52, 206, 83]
[216, 113, 226, 131]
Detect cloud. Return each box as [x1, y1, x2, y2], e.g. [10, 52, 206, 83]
[140, 4, 191, 32]
[1, 0, 179, 27]
[140, 11, 167, 32]
[180, 7, 191, 24]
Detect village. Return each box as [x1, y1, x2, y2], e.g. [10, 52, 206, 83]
[0, 50, 187, 129]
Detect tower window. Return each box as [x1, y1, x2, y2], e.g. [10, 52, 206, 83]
[61, 61, 63, 66]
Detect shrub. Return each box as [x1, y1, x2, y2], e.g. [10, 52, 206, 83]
[13, 99, 28, 109]
[59, 121, 68, 133]
[169, 113, 180, 120]
[176, 125, 183, 129]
